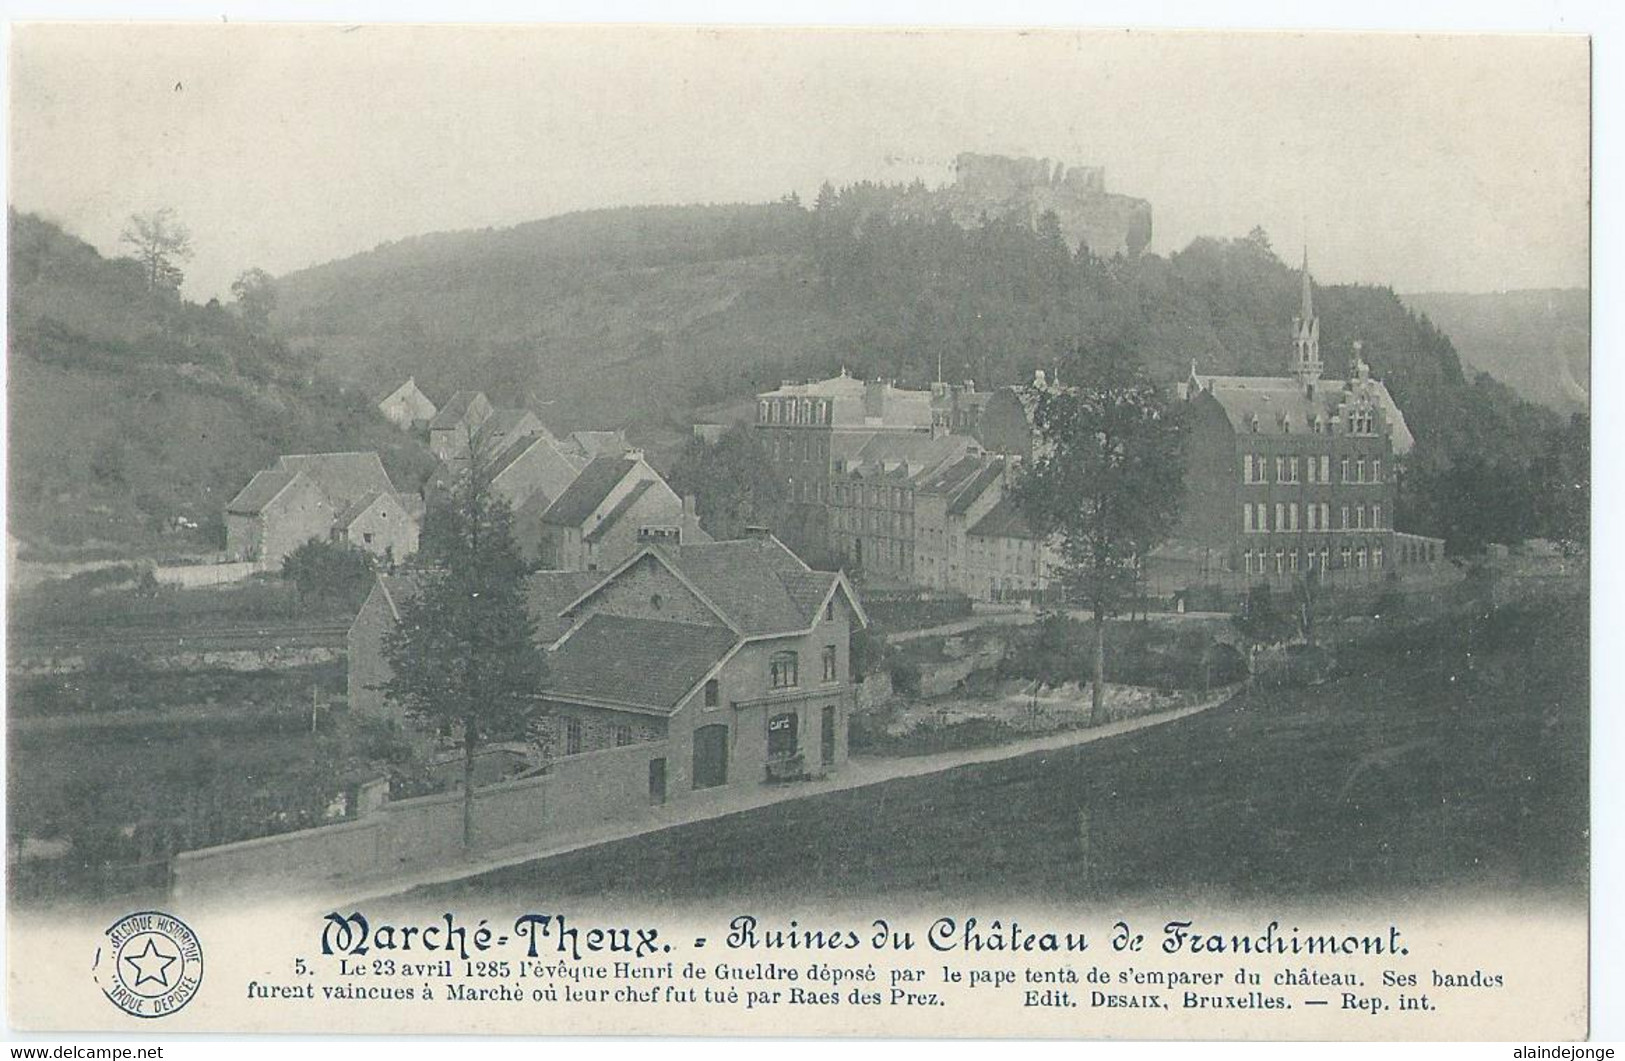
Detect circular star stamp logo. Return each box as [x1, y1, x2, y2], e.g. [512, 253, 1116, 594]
[93, 910, 203, 1019]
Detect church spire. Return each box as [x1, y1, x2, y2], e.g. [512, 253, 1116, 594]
[1300, 245, 1314, 321]
[1291, 246, 1322, 392]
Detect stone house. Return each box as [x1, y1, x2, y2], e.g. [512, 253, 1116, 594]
[332, 489, 420, 562]
[347, 533, 867, 806]
[376, 378, 437, 430]
[225, 451, 407, 564]
[224, 469, 332, 564]
[535, 454, 708, 572]
[428, 390, 495, 463]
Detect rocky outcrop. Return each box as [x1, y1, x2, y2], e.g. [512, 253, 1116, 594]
[898, 153, 1153, 258]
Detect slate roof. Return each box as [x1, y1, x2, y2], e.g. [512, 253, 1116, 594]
[657, 537, 838, 637]
[563, 430, 630, 461]
[429, 390, 487, 430]
[543, 614, 737, 713]
[226, 469, 298, 514]
[1192, 373, 1416, 455]
[275, 452, 395, 508]
[373, 569, 601, 646]
[541, 457, 638, 528]
[333, 490, 385, 529]
[946, 461, 1005, 516]
[833, 431, 981, 479]
[968, 496, 1043, 541]
[583, 479, 657, 543]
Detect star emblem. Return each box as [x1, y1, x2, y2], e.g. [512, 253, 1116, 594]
[123, 937, 177, 989]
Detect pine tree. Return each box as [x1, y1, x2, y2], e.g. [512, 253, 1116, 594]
[382, 434, 547, 851]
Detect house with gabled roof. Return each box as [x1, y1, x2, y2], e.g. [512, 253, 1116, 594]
[535, 453, 709, 572]
[224, 451, 414, 565]
[428, 390, 495, 462]
[347, 532, 868, 807]
[377, 377, 437, 430]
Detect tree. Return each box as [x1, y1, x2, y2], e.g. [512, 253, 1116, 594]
[281, 538, 376, 612]
[381, 437, 547, 851]
[668, 425, 787, 541]
[230, 267, 278, 332]
[120, 208, 193, 292]
[1011, 342, 1186, 723]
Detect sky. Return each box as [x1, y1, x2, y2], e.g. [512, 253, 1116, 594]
[6, 24, 1591, 301]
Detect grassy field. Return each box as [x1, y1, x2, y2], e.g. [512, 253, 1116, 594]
[414, 590, 1587, 906]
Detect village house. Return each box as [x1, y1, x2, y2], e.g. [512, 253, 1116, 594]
[376, 377, 437, 431]
[348, 532, 867, 804]
[1172, 253, 1443, 584]
[535, 454, 709, 572]
[225, 451, 416, 565]
[427, 390, 495, 462]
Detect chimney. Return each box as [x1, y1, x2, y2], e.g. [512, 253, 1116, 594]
[743, 525, 773, 539]
[682, 494, 697, 519]
[1034, 368, 1048, 389]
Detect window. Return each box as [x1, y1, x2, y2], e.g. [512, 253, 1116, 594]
[1276, 456, 1286, 482]
[1373, 458, 1382, 483]
[1307, 457, 1317, 483]
[1355, 505, 1366, 530]
[1307, 505, 1317, 531]
[1341, 505, 1350, 530]
[1257, 504, 1268, 533]
[1289, 457, 1300, 483]
[825, 598, 835, 620]
[1356, 546, 1368, 569]
[1243, 503, 1255, 533]
[1321, 455, 1330, 482]
[768, 713, 799, 759]
[822, 645, 838, 682]
[1356, 458, 1366, 484]
[1288, 503, 1299, 531]
[650, 593, 663, 612]
[1242, 549, 1253, 574]
[770, 651, 799, 689]
[565, 718, 583, 756]
[1274, 549, 1285, 574]
[1372, 503, 1382, 530]
[1374, 546, 1385, 569]
[704, 678, 719, 708]
[1274, 503, 1285, 532]
[1242, 455, 1252, 484]
[1319, 548, 1330, 571]
[1341, 456, 1350, 482]
[1320, 503, 1330, 531]
[1340, 546, 1352, 568]
[1290, 550, 1300, 572]
[614, 725, 633, 748]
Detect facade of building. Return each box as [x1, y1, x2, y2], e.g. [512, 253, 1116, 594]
[376, 378, 437, 430]
[913, 455, 1008, 594]
[826, 432, 982, 581]
[1174, 254, 1440, 581]
[964, 496, 1060, 601]
[348, 534, 867, 804]
[332, 489, 420, 561]
[225, 451, 408, 564]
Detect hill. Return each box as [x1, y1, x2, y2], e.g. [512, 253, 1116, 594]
[274, 190, 1565, 542]
[6, 210, 437, 560]
[1402, 289, 1589, 414]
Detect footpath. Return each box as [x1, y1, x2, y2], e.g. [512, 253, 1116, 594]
[334, 683, 1244, 908]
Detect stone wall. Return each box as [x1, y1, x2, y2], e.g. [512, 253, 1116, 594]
[172, 739, 670, 900]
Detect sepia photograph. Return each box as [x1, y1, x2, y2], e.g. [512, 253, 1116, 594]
[1, 19, 1598, 1042]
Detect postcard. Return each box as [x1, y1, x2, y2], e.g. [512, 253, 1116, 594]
[3, 23, 1592, 1040]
